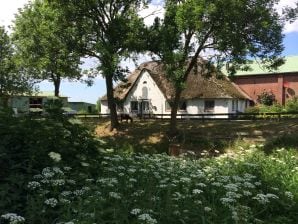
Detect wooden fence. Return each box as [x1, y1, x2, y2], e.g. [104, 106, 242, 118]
[73, 112, 298, 121]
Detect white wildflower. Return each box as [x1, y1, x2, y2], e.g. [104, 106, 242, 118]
[192, 189, 203, 195]
[63, 166, 72, 171]
[224, 183, 238, 192]
[44, 198, 58, 207]
[51, 179, 65, 186]
[220, 197, 236, 206]
[243, 190, 252, 196]
[48, 152, 62, 162]
[285, 191, 294, 200]
[130, 208, 141, 215]
[204, 207, 212, 212]
[27, 181, 41, 190]
[109, 192, 121, 199]
[1, 213, 25, 224]
[138, 213, 157, 224]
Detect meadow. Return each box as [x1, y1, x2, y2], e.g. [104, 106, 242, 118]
[1, 113, 298, 224]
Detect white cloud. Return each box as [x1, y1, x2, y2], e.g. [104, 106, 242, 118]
[139, 3, 165, 26]
[275, 0, 298, 33]
[0, 0, 28, 29]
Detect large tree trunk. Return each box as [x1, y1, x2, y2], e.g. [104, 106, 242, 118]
[169, 88, 182, 138]
[53, 78, 60, 97]
[105, 74, 119, 131]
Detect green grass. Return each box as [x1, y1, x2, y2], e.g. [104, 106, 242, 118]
[91, 119, 298, 154]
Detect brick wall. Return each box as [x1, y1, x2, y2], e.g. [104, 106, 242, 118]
[233, 73, 298, 105]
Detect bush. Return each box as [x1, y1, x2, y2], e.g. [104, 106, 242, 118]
[285, 97, 298, 112]
[258, 103, 283, 113]
[257, 91, 276, 106]
[0, 111, 102, 216]
[245, 106, 260, 113]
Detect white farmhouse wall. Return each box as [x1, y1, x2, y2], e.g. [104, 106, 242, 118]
[100, 69, 249, 117]
[227, 99, 248, 113]
[124, 70, 167, 115]
[100, 100, 109, 114]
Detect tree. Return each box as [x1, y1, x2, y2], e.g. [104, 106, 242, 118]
[13, 0, 82, 97]
[0, 26, 34, 108]
[48, 0, 148, 130]
[147, 0, 284, 136]
[284, 2, 298, 22]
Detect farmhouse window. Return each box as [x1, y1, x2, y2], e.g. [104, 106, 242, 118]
[204, 100, 215, 112]
[178, 101, 187, 111]
[232, 100, 238, 111]
[165, 101, 171, 111]
[29, 97, 42, 109]
[130, 101, 138, 111]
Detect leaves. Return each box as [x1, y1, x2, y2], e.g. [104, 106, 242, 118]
[146, 0, 285, 134]
[0, 26, 34, 103]
[13, 0, 83, 96]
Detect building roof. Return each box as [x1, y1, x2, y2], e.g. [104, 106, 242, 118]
[101, 60, 251, 101]
[225, 56, 298, 76]
[68, 101, 96, 106]
[13, 91, 68, 98]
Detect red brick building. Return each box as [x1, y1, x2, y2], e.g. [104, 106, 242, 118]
[231, 56, 298, 105]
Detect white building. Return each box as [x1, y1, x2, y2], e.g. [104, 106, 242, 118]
[101, 61, 251, 118]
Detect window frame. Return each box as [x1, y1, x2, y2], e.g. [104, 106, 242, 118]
[178, 101, 187, 111]
[130, 101, 138, 112]
[204, 100, 215, 112]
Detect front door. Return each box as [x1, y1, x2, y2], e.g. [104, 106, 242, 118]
[139, 100, 149, 117]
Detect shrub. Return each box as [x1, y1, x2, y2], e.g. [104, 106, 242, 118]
[257, 91, 276, 106]
[258, 103, 283, 113]
[0, 111, 102, 216]
[285, 97, 298, 112]
[245, 106, 260, 113]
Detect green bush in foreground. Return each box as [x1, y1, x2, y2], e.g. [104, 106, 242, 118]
[4, 147, 297, 224]
[0, 112, 102, 217]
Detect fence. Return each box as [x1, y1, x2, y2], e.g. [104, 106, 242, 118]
[74, 112, 298, 121]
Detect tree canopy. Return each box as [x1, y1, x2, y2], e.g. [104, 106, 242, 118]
[147, 0, 285, 135]
[49, 0, 149, 130]
[0, 26, 34, 107]
[13, 0, 82, 97]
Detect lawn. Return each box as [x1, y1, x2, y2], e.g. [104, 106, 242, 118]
[91, 118, 298, 154]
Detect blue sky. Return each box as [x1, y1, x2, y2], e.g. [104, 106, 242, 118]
[1, 0, 298, 104]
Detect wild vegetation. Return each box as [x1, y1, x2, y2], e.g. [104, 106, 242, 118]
[1, 107, 298, 223]
[246, 96, 298, 113]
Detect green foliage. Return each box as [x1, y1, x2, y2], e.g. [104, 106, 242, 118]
[257, 91, 276, 106]
[246, 97, 298, 114]
[283, 1, 298, 23]
[147, 0, 284, 134]
[285, 97, 298, 112]
[43, 98, 65, 118]
[245, 106, 260, 113]
[264, 133, 298, 152]
[49, 0, 150, 129]
[13, 0, 82, 96]
[0, 26, 34, 106]
[0, 112, 102, 216]
[20, 149, 298, 223]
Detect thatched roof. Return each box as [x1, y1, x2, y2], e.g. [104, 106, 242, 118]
[101, 60, 250, 101]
